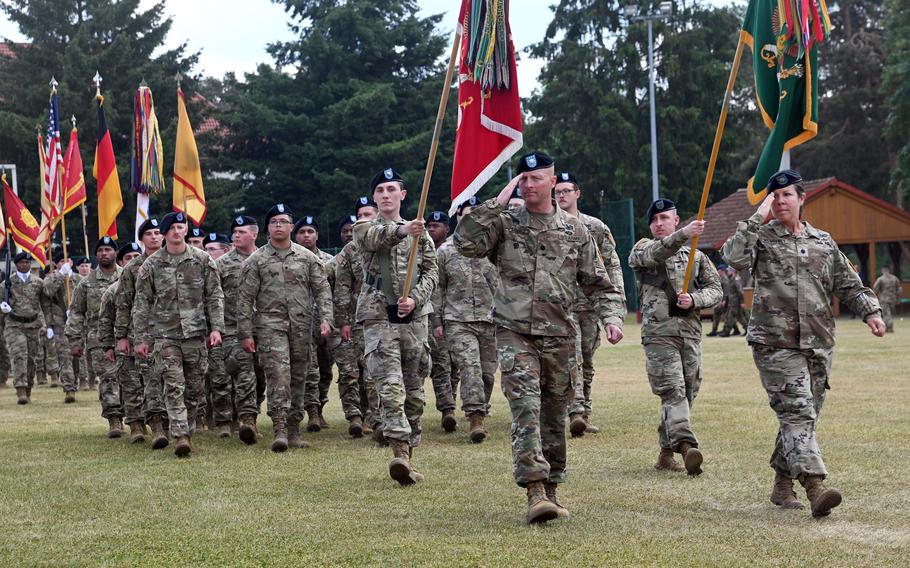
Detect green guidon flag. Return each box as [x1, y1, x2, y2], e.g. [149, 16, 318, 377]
[742, 0, 832, 204]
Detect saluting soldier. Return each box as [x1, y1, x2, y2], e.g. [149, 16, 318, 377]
[455, 152, 626, 524]
[2, 252, 48, 405]
[354, 168, 438, 485]
[132, 212, 225, 458]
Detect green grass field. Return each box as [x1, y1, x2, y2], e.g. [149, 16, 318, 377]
[1, 318, 908, 567]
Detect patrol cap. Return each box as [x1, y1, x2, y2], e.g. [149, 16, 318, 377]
[117, 242, 142, 262]
[137, 217, 160, 239]
[516, 151, 554, 174]
[185, 227, 205, 242]
[292, 215, 318, 236]
[647, 198, 676, 224]
[355, 195, 378, 213]
[456, 195, 481, 213]
[339, 214, 357, 228]
[265, 203, 293, 226]
[230, 215, 258, 232]
[370, 168, 404, 192]
[95, 236, 118, 253]
[203, 232, 231, 246]
[767, 169, 804, 194]
[425, 211, 449, 225]
[159, 211, 187, 235]
[74, 256, 91, 267]
[14, 251, 30, 264]
[557, 172, 578, 185]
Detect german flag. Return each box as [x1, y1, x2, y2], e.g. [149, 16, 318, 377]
[93, 94, 123, 239]
[3, 174, 47, 267]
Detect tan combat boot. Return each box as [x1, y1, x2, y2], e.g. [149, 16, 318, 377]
[287, 421, 310, 449]
[544, 482, 571, 519]
[526, 481, 559, 524]
[238, 415, 258, 445]
[174, 436, 192, 457]
[441, 409, 457, 433]
[468, 412, 487, 444]
[569, 413, 587, 438]
[216, 423, 231, 438]
[769, 472, 805, 509]
[362, 422, 374, 435]
[801, 476, 842, 517]
[318, 405, 330, 429]
[107, 418, 123, 439]
[306, 406, 321, 432]
[654, 448, 685, 472]
[407, 446, 425, 483]
[64, 391, 76, 404]
[149, 416, 169, 450]
[16, 387, 29, 405]
[348, 415, 364, 438]
[271, 418, 289, 453]
[49, 373, 60, 388]
[583, 414, 600, 434]
[388, 439, 418, 485]
[127, 421, 147, 444]
[678, 442, 703, 476]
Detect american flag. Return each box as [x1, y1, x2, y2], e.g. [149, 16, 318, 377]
[42, 82, 64, 233]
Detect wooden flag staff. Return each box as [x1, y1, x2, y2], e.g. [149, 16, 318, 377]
[681, 35, 746, 294]
[399, 25, 462, 300]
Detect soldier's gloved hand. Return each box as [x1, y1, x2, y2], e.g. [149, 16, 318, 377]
[866, 316, 886, 337]
[47, 328, 55, 340]
[59, 263, 73, 277]
[0, 302, 11, 314]
[340, 325, 352, 342]
[605, 323, 624, 345]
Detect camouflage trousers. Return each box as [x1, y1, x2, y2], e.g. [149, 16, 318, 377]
[204, 345, 226, 424]
[4, 324, 39, 388]
[429, 331, 456, 412]
[445, 321, 497, 416]
[151, 338, 208, 438]
[710, 304, 726, 333]
[91, 347, 122, 419]
[118, 354, 145, 425]
[0, 329, 9, 385]
[724, 301, 748, 330]
[752, 344, 832, 480]
[256, 325, 313, 426]
[363, 317, 430, 447]
[497, 327, 576, 487]
[333, 326, 378, 422]
[881, 301, 895, 332]
[569, 311, 602, 417]
[304, 333, 334, 410]
[36, 333, 46, 378]
[643, 336, 702, 451]
[138, 340, 166, 421]
[47, 334, 76, 392]
[212, 337, 260, 424]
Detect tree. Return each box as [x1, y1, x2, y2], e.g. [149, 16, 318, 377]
[883, 0, 910, 209]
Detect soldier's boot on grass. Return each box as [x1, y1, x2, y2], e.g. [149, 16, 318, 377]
[441, 409, 457, 432]
[107, 417, 123, 439]
[731, 326, 741, 336]
[26, 387, 32, 398]
[362, 422, 373, 435]
[49, 373, 60, 388]
[64, 391, 76, 404]
[407, 446, 425, 483]
[127, 421, 147, 444]
[149, 416, 169, 450]
[216, 423, 231, 438]
[569, 413, 587, 438]
[544, 482, 571, 520]
[318, 404, 330, 429]
[678, 442, 703, 476]
[287, 422, 310, 449]
[717, 329, 731, 338]
[238, 415, 258, 445]
[526, 481, 559, 525]
[655, 448, 685, 472]
[174, 436, 192, 458]
[271, 418, 289, 453]
[468, 412, 487, 444]
[16, 387, 29, 405]
[770, 472, 805, 509]
[801, 475, 842, 517]
[36, 372, 47, 386]
[306, 406, 321, 432]
[348, 415, 364, 438]
[388, 440, 420, 486]
[583, 414, 600, 434]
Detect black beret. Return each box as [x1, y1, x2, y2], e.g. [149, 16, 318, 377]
[74, 256, 91, 267]
[137, 217, 160, 239]
[203, 232, 231, 246]
[230, 215, 258, 232]
[370, 168, 404, 192]
[355, 195, 378, 212]
[117, 242, 142, 262]
[557, 172, 578, 185]
[426, 211, 450, 225]
[159, 211, 187, 235]
[185, 227, 205, 241]
[457, 195, 482, 213]
[265, 203, 293, 226]
[293, 214, 318, 236]
[95, 236, 118, 253]
[516, 151, 554, 174]
[340, 214, 357, 228]
[767, 169, 803, 192]
[647, 198, 676, 224]
[53, 251, 66, 263]
[14, 252, 30, 263]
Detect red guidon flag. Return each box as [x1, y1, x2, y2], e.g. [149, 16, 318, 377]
[450, 0, 523, 214]
[3, 174, 48, 267]
[62, 126, 87, 214]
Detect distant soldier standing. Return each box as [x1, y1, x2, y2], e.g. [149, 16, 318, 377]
[629, 199, 722, 475]
[237, 204, 333, 452]
[455, 152, 626, 524]
[43, 253, 77, 398]
[133, 212, 225, 458]
[354, 168, 437, 485]
[873, 266, 902, 332]
[425, 210, 458, 432]
[202, 232, 232, 434]
[718, 266, 747, 336]
[723, 169, 886, 516]
[2, 252, 48, 405]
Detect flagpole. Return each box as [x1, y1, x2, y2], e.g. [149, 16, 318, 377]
[681, 34, 745, 295]
[400, 25, 462, 300]
[80, 203, 90, 252]
[176, 72, 188, 215]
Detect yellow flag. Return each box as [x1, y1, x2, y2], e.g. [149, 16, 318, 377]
[173, 88, 206, 224]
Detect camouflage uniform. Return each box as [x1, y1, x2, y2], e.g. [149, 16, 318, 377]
[723, 272, 748, 331]
[236, 242, 332, 429]
[4, 272, 47, 389]
[214, 248, 260, 425]
[354, 218, 437, 447]
[709, 271, 729, 334]
[116, 253, 166, 422]
[569, 213, 625, 418]
[132, 247, 225, 439]
[722, 211, 882, 480]
[455, 198, 626, 486]
[872, 272, 902, 332]
[432, 237, 499, 416]
[43, 271, 77, 391]
[628, 229, 722, 452]
[303, 247, 336, 414]
[0, 314, 9, 386]
[97, 280, 143, 425]
[65, 266, 123, 418]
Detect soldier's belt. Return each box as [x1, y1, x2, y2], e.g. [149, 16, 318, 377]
[8, 314, 37, 324]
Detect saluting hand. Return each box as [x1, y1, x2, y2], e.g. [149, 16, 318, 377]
[756, 194, 775, 222]
[867, 316, 886, 337]
[496, 174, 522, 206]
